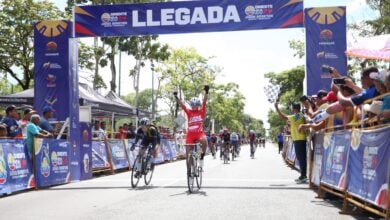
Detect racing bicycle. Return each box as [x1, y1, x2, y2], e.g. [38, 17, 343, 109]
[131, 143, 155, 188]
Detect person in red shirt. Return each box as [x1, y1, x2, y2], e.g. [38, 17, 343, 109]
[174, 85, 209, 169]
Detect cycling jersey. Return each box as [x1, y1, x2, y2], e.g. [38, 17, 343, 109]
[221, 132, 230, 142]
[135, 125, 161, 149]
[181, 101, 207, 144]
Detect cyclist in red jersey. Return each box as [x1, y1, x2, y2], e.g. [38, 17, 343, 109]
[174, 85, 209, 169]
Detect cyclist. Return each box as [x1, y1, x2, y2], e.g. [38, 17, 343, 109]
[131, 117, 160, 177]
[210, 133, 217, 159]
[230, 131, 239, 158]
[174, 85, 209, 170]
[248, 130, 256, 157]
[221, 128, 231, 160]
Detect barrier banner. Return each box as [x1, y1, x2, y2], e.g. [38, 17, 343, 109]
[155, 145, 165, 164]
[160, 139, 172, 161]
[286, 140, 296, 163]
[107, 140, 129, 170]
[35, 139, 70, 187]
[320, 131, 351, 190]
[304, 7, 347, 95]
[168, 140, 178, 159]
[0, 139, 35, 195]
[92, 141, 110, 169]
[125, 139, 138, 168]
[79, 122, 92, 180]
[347, 127, 390, 209]
[312, 132, 324, 186]
[75, 0, 303, 38]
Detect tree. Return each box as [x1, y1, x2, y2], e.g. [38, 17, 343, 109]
[0, 0, 65, 90]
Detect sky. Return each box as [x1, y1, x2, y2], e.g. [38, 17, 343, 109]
[50, 0, 376, 129]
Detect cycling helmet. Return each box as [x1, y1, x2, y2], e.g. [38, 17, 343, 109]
[223, 128, 228, 132]
[139, 117, 150, 126]
[190, 97, 201, 108]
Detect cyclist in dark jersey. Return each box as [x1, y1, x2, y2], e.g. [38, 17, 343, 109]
[221, 128, 231, 160]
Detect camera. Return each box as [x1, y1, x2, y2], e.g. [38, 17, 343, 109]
[333, 78, 346, 85]
[321, 65, 333, 74]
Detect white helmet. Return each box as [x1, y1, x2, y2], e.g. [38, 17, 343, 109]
[139, 117, 150, 126]
[190, 97, 201, 108]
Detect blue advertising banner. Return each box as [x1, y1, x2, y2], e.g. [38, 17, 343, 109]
[168, 140, 178, 159]
[107, 140, 129, 170]
[79, 122, 92, 180]
[35, 139, 70, 187]
[321, 131, 351, 190]
[347, 127, 390, 209]
[92, 141, 110, 170]
[312, 132, 324, 186]
[304, 7, 347, 95]
[0, 140, 35, 195]
[75, 0, 303, 38]
[34, 20, 72, 121]
[125, 139, 138, 168]
[161, 139, 172, 161]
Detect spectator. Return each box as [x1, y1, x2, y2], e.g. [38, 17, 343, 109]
[0, 105, 22, 138]
[40, 106, 55, 133]
[92, 120, 106, 140]
[275, 101, 307, 183]
[27, 114, 53, 159]
[311, 67, 380, 124]
[128, 122, 136, 139]
[277, 130, 284, 154]
[378, 71, 390, 122]
[0, 124, 7, 138]
[370, 70, 390, 123]
[18, 108, 36, 138]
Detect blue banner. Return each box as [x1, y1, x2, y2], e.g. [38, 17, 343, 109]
[75, 0, 303, 37]
[0, 139, 35, 196]
[347, 127, 390, 209]
[125, 139, 138, 168]
[312, 132, 324, 186]
[304, 7, 347, 95]
[34, 20, 72, 121]
[79, 122, 92, 180]
[92, 141, 110, 170]
[161, 139, 172, 161]
[168, 140, 178, 159]
[107, 140, 129, 170]
[35, 139, 70, 187]
[286, 140, 296, 163]
[320, 131, 351, 190]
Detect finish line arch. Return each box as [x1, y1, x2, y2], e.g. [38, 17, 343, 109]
[33, 0, 346, 181]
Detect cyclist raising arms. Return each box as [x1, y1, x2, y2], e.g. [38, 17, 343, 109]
[174, 85, 209, 170]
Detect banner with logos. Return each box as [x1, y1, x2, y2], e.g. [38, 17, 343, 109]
[34, 139, 70, 187]
[168, 140, 178, 159]
[286, 140, 296, 163]
[74, 0, 303, 37]
[107, 140, 129, 170]
[92, 141, 111, 170]
[79, 122, 92, 180]
[304, 7, 347, 95]
[161, 139, 172, 161]
[0, 139, 35, 195]
[320, 131, 351, 190]
[311, 132, 324, 186]
[347, 127, 390, 209]
[34, 20, 72, 121]
[125, 139, 138, 168]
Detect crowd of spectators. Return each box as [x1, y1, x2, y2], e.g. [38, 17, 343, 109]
[275, 66, 390, 183]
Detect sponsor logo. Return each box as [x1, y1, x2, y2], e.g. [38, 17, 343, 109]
[101, 12, 128, 27]
[83, 130, 89, 141]
[35, 20, 68, 37]
[46, 74, 56, 88]
[316, 51, 338, 59]
[244, 5, 273, 21]
[132, 6, 240, 27]
[307, 7, 345, 25]
[43, 62, 62, 70]
[0, 145, 6, 185]
[319, 29, 335, 45]
[45, 41, 59, 57]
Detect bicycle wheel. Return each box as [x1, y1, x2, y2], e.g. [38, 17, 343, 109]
[231, 146, 235, 161]
[131, 158, 141, 188]
[196, 158, 202, 189]
[144, 157, 154, 185]
[187, 155, 195, 193]
[224, 150, 228, 164]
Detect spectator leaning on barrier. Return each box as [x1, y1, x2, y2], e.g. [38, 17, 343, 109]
[40, 106, 55, 133]
[378, 71, 390, 121]
[370, 70, 390, 123]
[27, 114, 53, 160]
[92, 120, 106, 140]
[18, 108, 36, 139]
[0, 105, 22, 138]
[275, 101, 308, 183]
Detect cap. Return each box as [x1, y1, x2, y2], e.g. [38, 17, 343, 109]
[42, 105, 55, 113]
[316, 90, 328, 99]
[5, 105, 17, 114]
[322, 91, 338, 102]
[364, 101, 383, 115]
[369, 70, 388, 83]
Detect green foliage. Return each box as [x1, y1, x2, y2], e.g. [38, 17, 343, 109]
[267, 110, 287, 141]
[0, 0, 65, 90]
[0, 77, 23, 95]
[122, 89, 154, 112]
[288, 39, 305, 59]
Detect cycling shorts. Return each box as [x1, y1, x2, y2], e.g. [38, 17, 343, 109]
[140, 138, 158, 150]
[186, 132, 206, 144]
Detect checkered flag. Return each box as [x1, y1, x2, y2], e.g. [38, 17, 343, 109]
[263, 84, 281, 103]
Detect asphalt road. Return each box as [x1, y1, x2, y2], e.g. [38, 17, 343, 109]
[0, 143, 355, 220]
